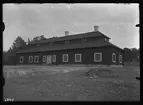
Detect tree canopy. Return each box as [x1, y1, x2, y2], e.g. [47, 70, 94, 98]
[123, 47, 139, 62]
[10, 36, 26, 51]
[30, 35, 47, 43]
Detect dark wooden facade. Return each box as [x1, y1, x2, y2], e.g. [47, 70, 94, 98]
[16, 46, 123, 65]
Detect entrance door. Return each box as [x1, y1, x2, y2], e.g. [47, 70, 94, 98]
[46, 55, 52, 64]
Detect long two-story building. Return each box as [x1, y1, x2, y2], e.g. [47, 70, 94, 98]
[16, 26, 124, 66]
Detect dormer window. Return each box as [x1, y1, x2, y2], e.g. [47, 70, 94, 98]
[65, 40, 69, 44]
[36, 43, 40, 46]
[49, 42, 53, 45]
[104, 38, 109, 42]
[82, 38, 87, 43]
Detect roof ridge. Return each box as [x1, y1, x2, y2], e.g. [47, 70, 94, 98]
[44, 31, 98, 39]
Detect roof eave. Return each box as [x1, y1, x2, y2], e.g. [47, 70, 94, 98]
[97, 31, 110, 39]
[109, 44, 123, 51]
[105, 41, 123, 51]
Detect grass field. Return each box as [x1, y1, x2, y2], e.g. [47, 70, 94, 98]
[3, 64, 140, 101]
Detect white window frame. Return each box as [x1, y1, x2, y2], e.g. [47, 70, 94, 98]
[29, 56, 33, 63]
[112, 53, 116, 62]
[94, 53, 102, 62]
[52, 55, 56, 62]
[43, 55, 46, 62]
[20, 56, 24, 63]
[63, 54, 68, 62]
[119, 54, 122, 63]
[34, 56, 39, 63]
[75, 54, 82, 62]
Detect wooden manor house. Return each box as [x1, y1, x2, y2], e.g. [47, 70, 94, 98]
[16, 26, 124, 66]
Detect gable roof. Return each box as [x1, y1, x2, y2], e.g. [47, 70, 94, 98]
[16, 40, 122, 53]
[16, 30, 123, 54]
[31, 31, 110, 44]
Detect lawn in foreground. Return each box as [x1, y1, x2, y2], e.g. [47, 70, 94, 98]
[3, 66, 140, 101]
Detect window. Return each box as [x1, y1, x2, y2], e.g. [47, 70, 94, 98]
[52, 55, 56, 62]
[104, 38, 109, 42]
[119, 54, 122, 63]
[65, 40, 69, 44]
[36, 43, 40, 46]
[75, 54, 82, 62]
[20, 56, 24, 63]
[94, 53, 102, 62]
[82, 38, 87, 43]
[63, 54, 68, 62]
[34, 56, 39, 63]
[112, 53, 116, 62]
[49, 42, 53, 45]
[43, 56, 46, 62]
[29, 56, 33, 63]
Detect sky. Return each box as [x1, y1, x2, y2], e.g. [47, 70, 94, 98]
[3, 3, 139, 51]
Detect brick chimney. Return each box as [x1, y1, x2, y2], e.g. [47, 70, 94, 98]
[65, 31, 69, 36]
[94, 26, 99, 32]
